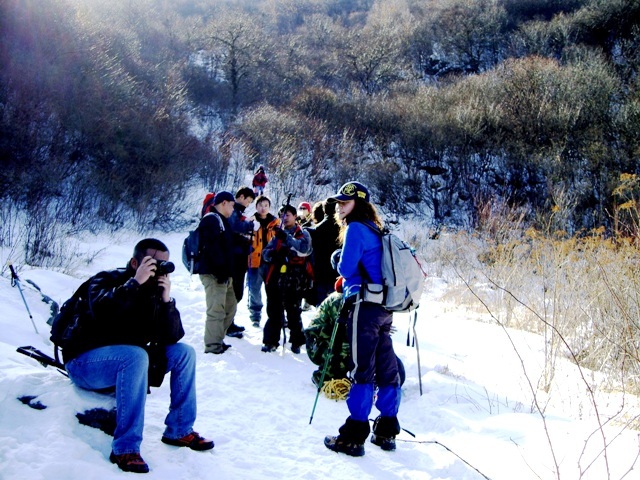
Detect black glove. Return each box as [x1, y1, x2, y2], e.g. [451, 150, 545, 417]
[216, 275, 228, 284]
[275, 228, 288, 241]
[337, 296, 355, 324]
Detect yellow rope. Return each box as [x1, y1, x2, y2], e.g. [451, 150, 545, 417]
[321, 378, 351, 401]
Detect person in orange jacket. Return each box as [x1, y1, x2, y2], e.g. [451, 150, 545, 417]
[246, 195, 280, 327]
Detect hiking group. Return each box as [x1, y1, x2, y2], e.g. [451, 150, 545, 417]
[49, 175, 421, 472]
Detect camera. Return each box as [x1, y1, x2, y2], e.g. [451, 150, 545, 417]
[155, 261, 175, 276]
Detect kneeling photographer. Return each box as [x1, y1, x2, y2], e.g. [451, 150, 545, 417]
[63, 238, 214, 474]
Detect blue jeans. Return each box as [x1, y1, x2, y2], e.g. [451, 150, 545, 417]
[247, 267, 266, 322]
[66, 343, 197, 455]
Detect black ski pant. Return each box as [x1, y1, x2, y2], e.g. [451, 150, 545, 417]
[263, 280, 305, 347]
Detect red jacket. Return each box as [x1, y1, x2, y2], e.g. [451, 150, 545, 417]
[252, 171, 268, 188]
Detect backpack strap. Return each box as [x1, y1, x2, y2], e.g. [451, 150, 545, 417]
[200, 211, 225, 232]
[352, 220, 384, 283]
[360, 220, 385, 236]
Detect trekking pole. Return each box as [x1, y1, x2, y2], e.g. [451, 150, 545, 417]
[279, 193, 293, 357]
[7, 261, 39, 334]
[309, 317, 341, 424]
[412, 309, 423, 396]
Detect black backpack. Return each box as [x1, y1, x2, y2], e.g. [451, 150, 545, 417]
[182, 212, 225, 275]
[182, 226, 202, 275]
[50, 278, 93, 366]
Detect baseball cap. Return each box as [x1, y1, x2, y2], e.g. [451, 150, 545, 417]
[214, 191, 235, 205]
[329, 181, 370, 203]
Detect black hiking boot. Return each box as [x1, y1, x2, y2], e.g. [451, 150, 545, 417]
[226, 323, 245, 338]
[324, 435, 365, 457]
[371, 434, 396, 451]
[205, 343, 231, 354]
[371, 415, 400, 451]
[261, 344, 277, 353]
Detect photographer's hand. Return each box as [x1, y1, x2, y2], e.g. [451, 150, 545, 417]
[134, 256, 157, 285]
[157, 274, 172, 302]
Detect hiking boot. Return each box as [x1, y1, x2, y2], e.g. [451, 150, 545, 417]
[291, 344, 301, 354]
[226, 323, 244, 338]
[227, 323, 245, 333]
[311, 370, 323, 388]
[161, 431, 214, 451]
[371, 415, 400, 451]
[205, 343, 231, 354]
[324, 435, 365, 457]
[261, 344, 277, 353]
[110, 451, 149, 473]
[371, 434, 396, 451]
[252, 321, 260, 328]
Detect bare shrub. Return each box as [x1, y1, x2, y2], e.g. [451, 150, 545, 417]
[431, 202, 640, 477]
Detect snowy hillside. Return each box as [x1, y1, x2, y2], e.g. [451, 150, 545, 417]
[0, 231, 638, 480]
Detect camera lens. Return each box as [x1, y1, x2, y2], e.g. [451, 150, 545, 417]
[156, 261, 175, 276]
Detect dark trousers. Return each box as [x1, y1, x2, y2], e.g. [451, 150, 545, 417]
[263, 279, 305, 347]
[232, 258, 248, 302]
[344, 297, 400, 422]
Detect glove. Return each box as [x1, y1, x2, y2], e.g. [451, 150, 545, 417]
[337, 295, 356, 324]
[275, 228, 288, 241]
[334, 276, 344, 293]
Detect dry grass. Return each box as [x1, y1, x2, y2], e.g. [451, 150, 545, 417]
[422, 213, 640, 477]
[431, 225, 640, 393]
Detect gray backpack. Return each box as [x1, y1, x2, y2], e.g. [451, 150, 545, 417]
[361, 223, 425, 312]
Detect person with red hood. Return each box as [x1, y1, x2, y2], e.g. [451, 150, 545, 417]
[297, 201, 314, 228]
[252, 165, 268, 195]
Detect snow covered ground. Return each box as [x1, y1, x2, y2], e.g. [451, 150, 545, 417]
[1, 230, 638, 479]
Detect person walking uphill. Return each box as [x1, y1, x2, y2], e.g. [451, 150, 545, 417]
[199, 191, 237, 355]
[63, 238, 213, 474]
[324, 181, 402, 457]
[252, 165, 268, 195]
[261, 204, 313, 354]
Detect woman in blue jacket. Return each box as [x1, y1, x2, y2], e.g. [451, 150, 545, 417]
[324, 181, 401, 457]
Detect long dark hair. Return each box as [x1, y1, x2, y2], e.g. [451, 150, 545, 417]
[335, 198, 384, 244]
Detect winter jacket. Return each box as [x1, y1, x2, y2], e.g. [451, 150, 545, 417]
[263, 223, 313, 289]
[263, 224, 312, 268]
[307, 215, 341, 285]
[228, 203, 254, 257]
[63, 267, 184, 363]
[337, 220, 383, 299]
[198, 211, 235, 280]
[299, 215, 314, 229]
[248, 213, 280, 269]
[252, 171, 268, 188]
